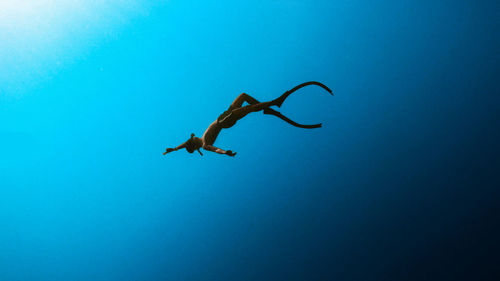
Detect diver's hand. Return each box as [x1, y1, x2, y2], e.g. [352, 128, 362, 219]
[163, 148, 175, 155]
[225, 150, 237, 157]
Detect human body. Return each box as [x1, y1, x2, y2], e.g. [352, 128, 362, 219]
[164, 81, 332, 157]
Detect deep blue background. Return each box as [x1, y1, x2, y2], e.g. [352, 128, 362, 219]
[1, 1, 498, 280]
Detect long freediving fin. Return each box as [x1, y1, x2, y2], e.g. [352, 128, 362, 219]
[272, 81, 333, 108]
[263, 107, 322, 129]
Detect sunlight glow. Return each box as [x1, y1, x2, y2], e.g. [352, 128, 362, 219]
[0, 0, 146, 96]
[0, 0, 139, 41]
[0, 1, 74, 32]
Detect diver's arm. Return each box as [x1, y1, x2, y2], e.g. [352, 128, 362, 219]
[203, 144, 236, 157]
[163, 142, 187, 155]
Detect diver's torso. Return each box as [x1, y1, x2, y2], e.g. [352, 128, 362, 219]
[203, 109, 239, 145]
[202, 120, 222, 146]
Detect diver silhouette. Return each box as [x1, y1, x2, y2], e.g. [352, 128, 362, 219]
[163, 81, 333, 157]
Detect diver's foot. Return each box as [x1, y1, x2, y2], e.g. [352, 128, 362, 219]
[263, 107, 278, 115]
[271, 92, 289, 108]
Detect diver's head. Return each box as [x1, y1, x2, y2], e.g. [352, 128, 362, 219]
[185, 133, 202, 153]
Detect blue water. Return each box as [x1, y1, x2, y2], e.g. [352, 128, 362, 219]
[1, 1, 498, 280]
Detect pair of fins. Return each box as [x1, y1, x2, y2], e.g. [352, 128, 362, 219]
[264, 81, 333, 129]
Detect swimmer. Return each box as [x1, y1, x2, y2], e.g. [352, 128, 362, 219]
[163, 81, 332, 157]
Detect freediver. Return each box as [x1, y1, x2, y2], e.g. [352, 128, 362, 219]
[163, 81, 333, 157]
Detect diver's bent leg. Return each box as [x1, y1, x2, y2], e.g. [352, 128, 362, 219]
[271, 81, 333, 108]
[229, 93, 261, 109]
[229, 101, 274, 121]
[218, 93, 261, 125]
